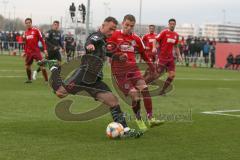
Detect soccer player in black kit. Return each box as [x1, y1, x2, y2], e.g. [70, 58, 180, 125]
[64, 32, 76, 62]
[33, 21, 64, 80]
[39, 17, 143, 138]
[45, 21, 64, 66]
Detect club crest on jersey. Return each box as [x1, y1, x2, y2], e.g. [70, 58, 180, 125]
[31, 31, 35, 35]
[131, 40, 136, 46]
[124, 83, 130, 89]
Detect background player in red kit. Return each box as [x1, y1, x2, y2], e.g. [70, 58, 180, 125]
[142, 25, 157, 63]
[146, 18, 183, 95]
[107, 14, 163, 132]
[22, 18, 48, 83]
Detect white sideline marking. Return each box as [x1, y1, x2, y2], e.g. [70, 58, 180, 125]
[202, 110, 240, 118]
[0, 70, 240, 81]
[0, 70, 24, 72]
[176, 78, 240, 81]
[0, 76, 25, 78]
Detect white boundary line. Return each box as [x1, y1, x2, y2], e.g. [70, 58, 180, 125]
[202, 110, 240, 118]
[0, 70, 24, 72]
[0, 76, 25, 78]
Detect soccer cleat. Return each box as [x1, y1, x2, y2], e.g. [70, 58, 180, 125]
[24, 80, 32, 83]
[148, 118, 165, 128]
[32, 71, 37, 80]
[122, 127, 144, 138]
[135, 119, 148, 132]
[37, 60, 58, 69]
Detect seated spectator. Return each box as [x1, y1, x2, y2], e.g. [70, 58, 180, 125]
[235, 54, 240, 70]
[225, 53, 235, 69]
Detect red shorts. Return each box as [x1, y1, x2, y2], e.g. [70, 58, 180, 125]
[157, 59, 175, 72]
[113, 70, 143, 95]
[25, 53, 43, 65]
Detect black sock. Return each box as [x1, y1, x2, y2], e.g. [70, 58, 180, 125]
[26, 69, 32, 80]
[110, 105, 128, 128]
[132, 100, 141, 120]
[50, 68, 63, 91]
[58, 65, 61, 73]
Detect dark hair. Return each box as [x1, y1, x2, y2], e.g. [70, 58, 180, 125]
[25, 18, 32, 23]
[149, 24, 155, 28]
[169, 18, 176, 23]
[104, 16, 118, 25]
[123, 14, 136, 22]
[53, 20, 60, 24]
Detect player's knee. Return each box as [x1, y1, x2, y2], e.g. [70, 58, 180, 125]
[137, 84, 148, 91]
[106, 95, 119, 107]
[129, 89, 140, 101]
[169, 73, 175, 79]
[25, 65, 31, 69]
[98, 93, 119, 107]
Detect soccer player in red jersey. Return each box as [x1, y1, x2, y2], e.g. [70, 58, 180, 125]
[142, 25, 157, 63]
[22, 18, 48, 83]
[107, 15, 163, 132]
[146, 18, 183, 95]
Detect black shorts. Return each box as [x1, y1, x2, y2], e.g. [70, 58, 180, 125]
[64, 79, 111, 100]
[66, 48, 75, 55]
[48, 50, 62, 61]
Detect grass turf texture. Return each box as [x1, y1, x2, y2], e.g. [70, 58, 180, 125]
[0, 54, 240, 160]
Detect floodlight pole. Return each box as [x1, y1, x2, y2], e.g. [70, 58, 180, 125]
[86, 0, 90, 38]
[139, 0, 142, 35]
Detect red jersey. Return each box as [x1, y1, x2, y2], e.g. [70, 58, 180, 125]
[142, 33, 157, 51]
[156, 29, 179, 60]
[107, 30, 154, 74]
[24, 27, 46, 54]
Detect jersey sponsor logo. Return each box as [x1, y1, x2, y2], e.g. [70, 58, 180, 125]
[167, 38, 176, 44]
[149, 39, 155, 42]
[117, 38, 124, 41]
[119, 44, 134, 52]
[26, 35, 34, 39]
[91, 35, 99, 41]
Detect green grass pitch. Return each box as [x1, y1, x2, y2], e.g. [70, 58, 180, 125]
[0, 54, 240, 160]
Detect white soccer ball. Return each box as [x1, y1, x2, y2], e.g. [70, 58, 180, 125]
[106, 122, 124, 139]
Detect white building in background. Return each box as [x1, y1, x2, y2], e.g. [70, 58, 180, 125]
[202, 23, 240, 43]
[175, 24, 200, 38]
